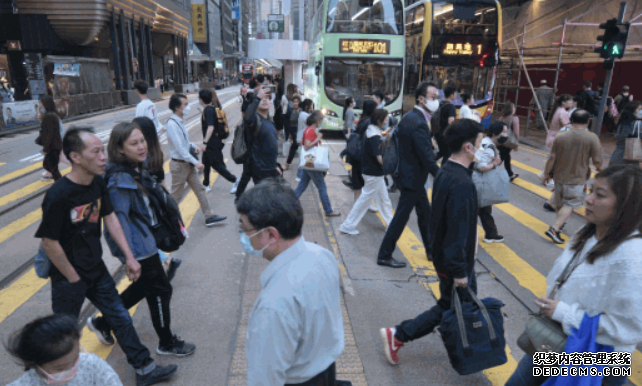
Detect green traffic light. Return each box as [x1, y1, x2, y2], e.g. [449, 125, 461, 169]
[611, 45, 620, 55]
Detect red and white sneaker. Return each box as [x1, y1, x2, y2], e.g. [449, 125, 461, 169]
[380, 327, 404, 365]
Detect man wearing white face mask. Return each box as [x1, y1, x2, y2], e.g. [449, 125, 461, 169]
[166, 93, 226, 227]
[376, 82, 441, 269]
[236, 179, 345, 386]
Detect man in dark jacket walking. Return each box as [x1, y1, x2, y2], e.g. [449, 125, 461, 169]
[376, 82, 440, 268]
[380, 119, 484, 365]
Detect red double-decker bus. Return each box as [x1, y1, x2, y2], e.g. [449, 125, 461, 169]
[241, 64, 254, 84]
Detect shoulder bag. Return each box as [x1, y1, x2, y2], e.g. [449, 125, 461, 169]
[517, 248, 585, 356]
[624, 121, 642, 162]
[472, 144, 510, 208]
[500, 117, 519, 151]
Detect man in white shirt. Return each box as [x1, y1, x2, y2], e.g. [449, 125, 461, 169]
[166, 93, 226, 227]
[134, 81, 163, 133]
[237, 180, 345, 386]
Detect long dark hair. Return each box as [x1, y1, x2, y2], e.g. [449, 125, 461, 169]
[108, 122, 144, 168]
[358, 99, 377, 127]
[133, 117, 163, 174]
[571, 165, 642, 264]
[548, 94, 572, 124]
[618, 100, 641, 126]
[343, 97, 354, 121]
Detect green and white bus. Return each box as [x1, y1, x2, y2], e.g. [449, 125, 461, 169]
[304, 0, 405, 131]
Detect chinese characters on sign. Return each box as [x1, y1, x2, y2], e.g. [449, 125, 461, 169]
[442, 42, 483, 56]
[339, 39, 391, 55]
[192, 4, 207, 43]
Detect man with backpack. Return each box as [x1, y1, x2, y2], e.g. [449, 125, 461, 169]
[36, 127, 179, 386]
[166, 93, 226, 227]
[432, 85, 458, 163]
[578, 80, 598, 117]
[614, 85, 633, 114]
[376, 82, 440, 268]
[198, 89, 240, 194]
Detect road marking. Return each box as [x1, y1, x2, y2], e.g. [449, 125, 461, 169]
[0, 162, 43, 184]
[494, 203, 569, 248]
[512, 177, 586, 217]
[0, 167, 71, 210]
[0, 163, 5, 167]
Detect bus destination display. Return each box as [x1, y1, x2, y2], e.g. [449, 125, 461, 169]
[340, 39, 391, 55]
[442, 42, 484, 56]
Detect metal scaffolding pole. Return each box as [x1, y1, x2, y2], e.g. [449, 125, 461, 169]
[550, 18, 567, 115]
[514, 38, 549, 134]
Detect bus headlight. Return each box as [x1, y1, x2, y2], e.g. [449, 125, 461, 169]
[321, 108, 338, 117]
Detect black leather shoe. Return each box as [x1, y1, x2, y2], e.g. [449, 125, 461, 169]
[377, 258, 407, 268]
[543, 202, 555, 212]
[167, 259, 182, 282]
[342, 180, 355, 190]
[205, 215, 227, 226]
[136, 364, 178, 386]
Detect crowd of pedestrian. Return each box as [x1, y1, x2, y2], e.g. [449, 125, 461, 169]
[6, 73, 642, 386]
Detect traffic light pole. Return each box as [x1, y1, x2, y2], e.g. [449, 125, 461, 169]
[592, 2, 627, 135]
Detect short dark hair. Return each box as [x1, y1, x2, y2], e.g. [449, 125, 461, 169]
[584, 80, 592, 88]
[307, 110, 324, 126]
[63, 126, 95, 162]
[292, 94, 302, 103]
[249, 79, 258, 89]
[372, 90, 385, 102]
[39, 95, 57, 114]
[415, 82, 437, 103]
[6, 314, 81, 371]
[255, 74, 265, 84]
[444, 119, 483, 153]
[134, 81, 148, 95]
[199, 89, 213, 105]
[461, 93, 473, 104]
[236, 179, 303, 240]
[570, 109, 591, 124]
[370, 108, 389, 127]
[301, 99, 314, 112]
[169, 93, 187, 112]
[444, 86, 457, 99]
[487, 121, 506, 137]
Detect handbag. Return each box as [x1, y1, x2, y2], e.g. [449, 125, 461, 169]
[500, 118, 519, 150]
[472, 149, 510, 208]
[299, 145, 330, 172]
[517, 249, 585, 356]
[624, 121, 642, 162]
[439, 287, 507, 375]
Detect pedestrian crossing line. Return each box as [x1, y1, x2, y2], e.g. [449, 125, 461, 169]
[0, 167, 71, 209]
[512, 160, 596, 180]
[511, 178, 586, 217]
[494, 203, 569, 249]
[0, 163, 6, 166]
[520, 144, 549, 157]
[0, 268, 48, 324]
[0, 162, 42, 185]
[81, 160, 225, 359]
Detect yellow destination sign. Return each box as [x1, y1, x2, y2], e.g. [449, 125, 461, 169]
[339, 39, 390, 55]
[443, 42, 483, 56]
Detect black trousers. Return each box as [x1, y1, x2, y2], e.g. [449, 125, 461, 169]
[499, 147, 514, 177]
[378, 187, 432, 260]
[43, 150, 62, 181]
[285, 363, 338, 386]
[478, 205, 499, 239]
[434, 133, 451, 164]
[235, 162, 253, 201]
[395, 268, 477, 343]
[203, 147, 237, 185]
[94, 255, 174, 346]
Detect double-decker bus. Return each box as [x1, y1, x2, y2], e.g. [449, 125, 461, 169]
[403, 0, 502, 127]
[241, 64, 254, 84]
[304, 0, 405, 131]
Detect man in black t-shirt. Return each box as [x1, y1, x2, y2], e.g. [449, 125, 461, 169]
[434, 86, 458, 164]
[36, 127, 178, 385]
[199, 89, 240, 193]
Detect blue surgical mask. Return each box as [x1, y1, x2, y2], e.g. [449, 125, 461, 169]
[239, 228, 267, 256]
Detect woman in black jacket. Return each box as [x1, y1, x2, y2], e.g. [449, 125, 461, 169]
[38, 96, 62, 181]
[345, 99, 377, 204]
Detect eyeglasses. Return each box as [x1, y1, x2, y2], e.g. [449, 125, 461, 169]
[238, 226, 257, 234]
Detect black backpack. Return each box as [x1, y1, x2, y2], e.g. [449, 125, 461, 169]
[346, 119, 369, 162]
[381, 126, 400, 178]
[231, 114, 262, 164]
[430, 102, 450, 136]
[105, 166, 186, 252]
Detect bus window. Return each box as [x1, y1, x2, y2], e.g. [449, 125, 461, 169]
[324, 58, 403, 109]
[425, 65, 493, 103]
[432, 1, 497, 37]
[326, 0, 403, 35]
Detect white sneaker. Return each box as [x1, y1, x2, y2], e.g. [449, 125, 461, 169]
[230, 178, 240, 194]
[295, 178, 301, 182]
[205, 186, 212, 192]
[339, 225, 359, 235]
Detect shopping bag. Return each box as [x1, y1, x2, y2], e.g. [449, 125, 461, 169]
[439, 287, 507, 375]
[624, 123, 642, 161]
[299, 146, 330, 172]
[472, 168, 510, 208]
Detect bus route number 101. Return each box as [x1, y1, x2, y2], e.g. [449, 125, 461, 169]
[339, 39, 391, 55]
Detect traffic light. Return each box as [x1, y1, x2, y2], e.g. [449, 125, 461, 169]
[610, 22, 630, 59]
[595, 18, 619, 59]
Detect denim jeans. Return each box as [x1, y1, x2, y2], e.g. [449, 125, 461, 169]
[505, 354, 628, 386]
[51, 271, 151, 369]
[294, 170, 333, 214]
[395, 269, 477, 343]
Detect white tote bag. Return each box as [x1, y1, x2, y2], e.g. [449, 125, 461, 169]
[299, 146, 330, 172]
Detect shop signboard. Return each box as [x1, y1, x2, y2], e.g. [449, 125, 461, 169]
[53, 63, 81, 77]
[2, 100, 39, 128]
[192, 4, 207, 43]
[268, 14, 284, 33]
